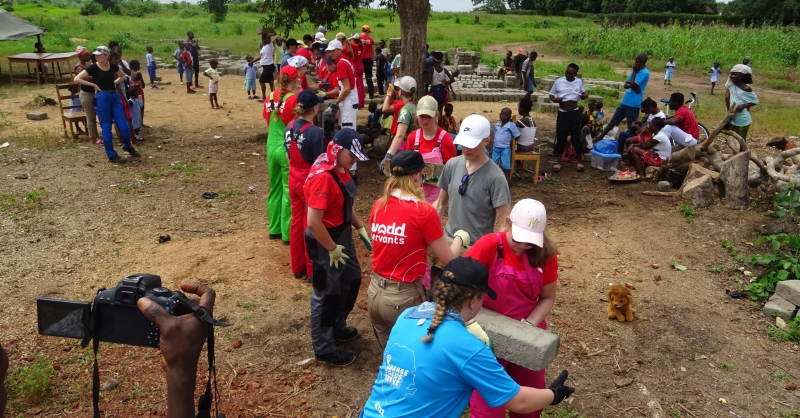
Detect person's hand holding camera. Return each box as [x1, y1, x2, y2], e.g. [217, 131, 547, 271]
[138, 283, 216, 418]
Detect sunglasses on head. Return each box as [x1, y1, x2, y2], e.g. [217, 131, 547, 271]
[458, 174, 470, 196]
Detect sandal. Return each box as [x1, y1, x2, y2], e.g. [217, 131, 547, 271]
[553, 164, 561, 172]
[577, 163, 585, 172]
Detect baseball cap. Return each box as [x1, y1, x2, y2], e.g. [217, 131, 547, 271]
[417, 96, 438, 117]
[295, 48, 311, 60]
[297, 89, 320, 109]
[325, 56, 336, 65]
[453, 114, 491, 148]
[509, 199, 547, 247]
[395, 76, 416, 93]
[333, 129, 369, 161]
[390, 150, 425, 176]
[76, 46, 88, 55]
[285, 38, 299, 47]
[287, 56, 308, 69]
[335, 32, 347, 40]
[440, 257, 497, 300]
[326, 40, 343, 51]
[314, 32, 327, 42]
[279, 65, 299, 79]
[92, 46, 110, 56]
[362, 25, 371, 32]
[317, 25, 328, 32]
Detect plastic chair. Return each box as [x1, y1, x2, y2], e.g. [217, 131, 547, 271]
[55, 83, 87, 139]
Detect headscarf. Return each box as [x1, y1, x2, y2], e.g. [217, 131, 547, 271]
[726, 64, 753, 87]
[307, 141, 344, 180]
[287, 56, 308, 69]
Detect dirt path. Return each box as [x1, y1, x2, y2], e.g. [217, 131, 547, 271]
[1, 68, 799, 418]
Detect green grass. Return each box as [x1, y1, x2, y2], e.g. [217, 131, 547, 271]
[172, 163, 200, 176]
[667, 409, 682, 417]
[679, 203, 695, 224]
[236, 300, 261, 310]
[718, 360, 733, 371]
[0, 188, 50, 214]
[768, 316, 800, 342]
[541, 405, 587, 418]
[140, 168, 166, 180]
[766, 79, 800, 93]
[6, 353, 56, 406]
[216, 188, 241, 199]
[778, 410, 799, 418]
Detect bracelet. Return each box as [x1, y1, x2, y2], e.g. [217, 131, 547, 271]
[521, 319, 534, 326]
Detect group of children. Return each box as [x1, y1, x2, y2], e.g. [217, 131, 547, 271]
[171, 40, 223, 108]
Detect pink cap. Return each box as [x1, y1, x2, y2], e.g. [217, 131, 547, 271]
[509, 199, 547, 247]
[76, 46, 88, 55]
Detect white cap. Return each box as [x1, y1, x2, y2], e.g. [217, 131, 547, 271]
[314, 32, 327, 42]
[509, 199, 547, 247]
[453, 114, 491, 148]
[326, 40, 343, 51]
[287, 56, 308, 68]
[395, 76, 416, 93]
[417, 96, 438, 117]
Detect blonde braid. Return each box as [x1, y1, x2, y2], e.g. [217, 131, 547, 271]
[420, 277, 483, 343]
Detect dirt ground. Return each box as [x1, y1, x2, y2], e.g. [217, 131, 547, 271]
[1, 56, 800, 418]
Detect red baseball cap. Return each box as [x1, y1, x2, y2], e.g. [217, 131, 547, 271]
[279, 65, 299, 79]
[295, 48, 311, 60]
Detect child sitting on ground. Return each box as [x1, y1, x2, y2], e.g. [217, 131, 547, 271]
[492, 107, 521, 178]
[593, 102, 605, 129]
[203, 59, 221, 109]
[628, 118, 670, 175]
[357, 102, 384, 145]
[243, 56, 258, 99]
[513, 97, 537, 179]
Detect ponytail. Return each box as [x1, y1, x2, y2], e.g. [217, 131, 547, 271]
[421, 277, 483, 343]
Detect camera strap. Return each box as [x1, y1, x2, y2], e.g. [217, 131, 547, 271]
[92, 338, 101, 418]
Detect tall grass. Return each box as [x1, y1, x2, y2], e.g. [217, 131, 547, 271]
[550, 23, 800, 80]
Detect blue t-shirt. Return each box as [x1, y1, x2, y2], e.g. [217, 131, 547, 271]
[281, 50, 293, 68]
[146, 53, 155, 68]
[621, 67, 650, 108]
[243, 63, 258, 80]
[284, 119, 326, 165]
[360, 303, 520, 418]
[493, 121, 521, 149]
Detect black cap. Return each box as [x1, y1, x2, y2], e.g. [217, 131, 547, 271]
[440, 257, 497, 300]
[390, 150, 425, 176]
[333, 128, 369, 161]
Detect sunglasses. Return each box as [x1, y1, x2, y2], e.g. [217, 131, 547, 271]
[458, 174, 470, 196]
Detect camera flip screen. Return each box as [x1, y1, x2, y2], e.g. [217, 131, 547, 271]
[37, 298, 91, 339]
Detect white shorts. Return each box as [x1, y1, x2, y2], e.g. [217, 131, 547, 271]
[209, 82, 219, 94]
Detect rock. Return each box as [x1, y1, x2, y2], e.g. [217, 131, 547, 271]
[101, 378, 119, 391]
[775, 280, 800, 307]
[14, 173, 30, 179]
[233, 339, 243, 348]
[684, 163, 720, 183]
[681, 174, 713, 208]
[615, 377, 634, 388]
[776, 317, 788, 330]
[761, 216, 799, 236]
[786, 383, 797, 391]
[763, 294, 798, 321]
[26, 111, 47, 121]
[26, 407, 42, 415]
[720, 150, 751, 210]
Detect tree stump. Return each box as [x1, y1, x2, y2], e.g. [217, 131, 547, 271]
[720, 151, 751, 210]
[682, 174, 713, 208]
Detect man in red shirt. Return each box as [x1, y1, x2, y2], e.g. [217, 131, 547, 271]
[360, 25, 375, 99]
[325, 40, 358, 130]
[665, 92, 699, 139]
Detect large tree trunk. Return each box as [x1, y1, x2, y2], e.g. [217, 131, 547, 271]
[396, 0, 429, 96]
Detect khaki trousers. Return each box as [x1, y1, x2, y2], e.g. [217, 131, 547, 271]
[366, 273, 426, 349]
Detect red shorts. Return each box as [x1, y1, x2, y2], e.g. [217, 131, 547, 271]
[642, 150, 664, 167]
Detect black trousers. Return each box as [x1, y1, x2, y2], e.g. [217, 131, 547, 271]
[363, 59, 374, 97]
[376, 72, 386, 95]
[554, 109, 584, 157]
[192, 55, 199, 86]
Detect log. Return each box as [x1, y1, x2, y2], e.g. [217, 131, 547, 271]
[722, 129, 748, 152]
[642, 191, 678, 197]
[720, 151, 751, 210]
[699, 105, 737, 152]
[682, 174, 713, 208]
[773, 148, 800, 171]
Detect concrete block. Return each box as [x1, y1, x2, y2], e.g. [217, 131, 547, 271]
[588, 95, 603, 103]
[775, 280, 800, 307]
[763, 294, 798, 320]
[26, 111, 47, 121]
[487, 80, 504, 89]
[475, 308, 560, 371]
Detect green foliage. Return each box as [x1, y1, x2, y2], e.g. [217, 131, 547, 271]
[178, 6, 200, 18]
[6, 354, 56, 404]
[679, 203, 695, 223]
[236, 300, 260, 310]
[0, 188, 49, 214]
[727, 0, 800, 25]
[260, 0, 363, 37]
[718, 360, 733, 371]
[777, 410, 799, 418]
[84, 17, 97, 29]
[477, 0, 508, 14]
[4, 5, 15, 11]
[541, 405, 587, 418]
[667, 409, 682, 417]
[766, 184, 800, 217]
[768, 316, 800, 342]
[199, 0, 230, 22]
[745, 233, 800, 299]
[172, 163, 200, 176]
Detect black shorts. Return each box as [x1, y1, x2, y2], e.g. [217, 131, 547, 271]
[260, 64, 275, 83]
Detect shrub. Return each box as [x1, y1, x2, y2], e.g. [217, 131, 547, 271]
[6, 354, 56, 404]
[178, 6, 199, 18]
[745, 233, 800, 299]
[4, 5, 14, 11]
[84, 17, 97, 29]
[199, 0, 230, 22]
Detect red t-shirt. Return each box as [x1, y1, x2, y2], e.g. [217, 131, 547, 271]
[465, 231, 558, 286]
[406, 127, 457, 163]
[304, 169, 351, 228]
[674, 105, 699, 139]
[390, 100, 405, 136]
[369, 196, 444, 282]
[263, 89, 298, 125]
[336, 57, 356, 91]
[322, 71, 339, 93]
[360, 34, 374, 59]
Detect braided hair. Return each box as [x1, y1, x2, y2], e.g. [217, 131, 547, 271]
[271, 73, 299, 122]
[421, 275, 484, 343]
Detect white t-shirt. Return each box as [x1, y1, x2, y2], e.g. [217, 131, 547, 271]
[549, 77, 585, 111]
[260, 43, 274, 66]
[666, 61, 676, 71]
[646, 111, 666, 124]
[517, 117, 536, 147]
[652, 132, 672, 160]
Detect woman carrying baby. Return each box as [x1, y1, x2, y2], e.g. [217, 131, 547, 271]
[464, 198, 559, 418]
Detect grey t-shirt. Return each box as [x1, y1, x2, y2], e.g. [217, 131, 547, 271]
[438, 156, 511, 241]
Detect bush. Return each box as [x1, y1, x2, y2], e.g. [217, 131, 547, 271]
[120, 0, 162, 17]
[178, 6, 199, 17]
[84, 17, 97, 30]
[745, 232, 800, 299]
[4, 5, 14, 11]
[199, 0, 230, 22]
[6, 354, 56, 405]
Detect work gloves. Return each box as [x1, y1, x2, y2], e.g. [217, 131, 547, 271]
[355, 226, 372, 251]
[549, 370, 575, 405]
[323, 102, 339, 114]
[327, 245, 349, 269]
[379, 152, 393, 174]
[465, 320, 492, 350]
[453, 230, 471, 255]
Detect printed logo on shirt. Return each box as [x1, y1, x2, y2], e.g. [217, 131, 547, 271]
[375, 343, 417, 415]
[371, 222, 407, 244]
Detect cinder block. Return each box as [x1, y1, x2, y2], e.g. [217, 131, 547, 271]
[475, 308, 559, 371]
[775, 280, 800, 307]
[763, 294, 798, 320]
[588, 95, 603, 103]
[487, 80, 505, 89]
[26, 111, 47, 121]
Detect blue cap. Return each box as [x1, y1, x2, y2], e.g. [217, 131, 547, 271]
[297, 90, 319, 109]
[333, 129, 369, 161]
[325, 56, 336, 65]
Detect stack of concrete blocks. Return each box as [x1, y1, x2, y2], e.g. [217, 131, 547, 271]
[196, 46, 254, 77]
[389, 38, 402, 56]
[764, 280, 800, 321]
[450, 50, 482, 75]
